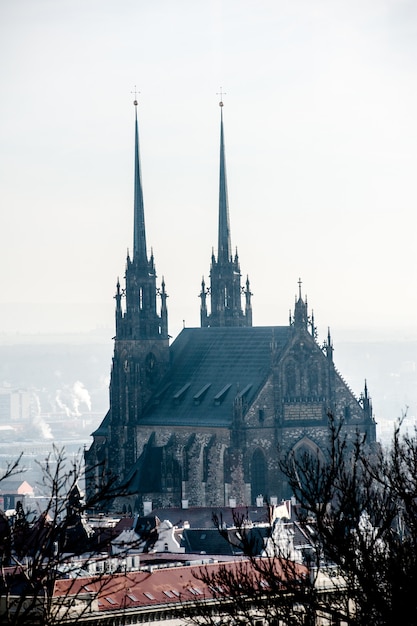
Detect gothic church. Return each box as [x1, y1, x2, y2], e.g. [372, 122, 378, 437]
[85, 100, 376, 513]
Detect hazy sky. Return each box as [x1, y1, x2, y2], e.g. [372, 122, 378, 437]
[1, 0, 417, 344]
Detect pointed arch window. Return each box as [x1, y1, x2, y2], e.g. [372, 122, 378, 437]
[183, 448, 190, 482]
[203, 446, 209, 483]
[291, 437, 325, 493]
[251, 448, 267, 505]
[223, 448, 231, 483]
[308, 363, 319, 397]
[285, 361, 297, 398]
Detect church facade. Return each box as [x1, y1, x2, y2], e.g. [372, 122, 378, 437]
[84, 100, 376, 513]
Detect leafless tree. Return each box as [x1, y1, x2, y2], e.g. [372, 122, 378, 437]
[0, 453, 24, 485]
[186, 412, 417, 626]
[0, 445, 126, 625]
[280, 412, 417, 625]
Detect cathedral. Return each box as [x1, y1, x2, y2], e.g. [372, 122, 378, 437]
[84, 99, 376, 513]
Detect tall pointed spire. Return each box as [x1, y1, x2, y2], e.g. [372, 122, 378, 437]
[200, 93, 252, 328]
[133, 97, 147, 265]
[113, 94, 169, 341]
[218, 100, 231, 264]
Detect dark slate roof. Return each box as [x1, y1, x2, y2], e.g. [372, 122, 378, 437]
[91, 409, 110, 437]
[141, 326, 289, 428]
[181, 525, 271, 556]
[150, 505, 271, 529]
[181, 528, 239, 555]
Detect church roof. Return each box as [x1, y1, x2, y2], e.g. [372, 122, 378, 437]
[141, 326, 289, 428]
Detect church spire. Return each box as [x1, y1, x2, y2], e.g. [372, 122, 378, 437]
[133, 97, 147, 266]
[200, 94, 252, 328]
[218, 99, 231, 265]
[293, 278, 309, 331]
[113, 95, 168, 341]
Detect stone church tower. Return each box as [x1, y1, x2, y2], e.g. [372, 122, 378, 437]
[85, 100, 376, 513]
[199, 101, 252, 328]
[85, 99, 170, 495]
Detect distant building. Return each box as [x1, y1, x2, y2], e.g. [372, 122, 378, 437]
[0, 480, 34, 511]
[85, 100, 376, 512]
[0, 387, 32, 423]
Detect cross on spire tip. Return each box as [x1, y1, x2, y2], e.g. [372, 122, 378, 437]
[298, 278, 302, 299]
[131, 85, 140, 107]
[217, 86, 226, 107]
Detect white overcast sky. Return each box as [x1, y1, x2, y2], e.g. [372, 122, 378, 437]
[1, 0, 417, 343]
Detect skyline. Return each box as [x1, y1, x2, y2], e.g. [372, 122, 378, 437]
[1, 1, 417, 345]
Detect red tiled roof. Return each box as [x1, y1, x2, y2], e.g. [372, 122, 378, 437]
[53, 558, 308, 613]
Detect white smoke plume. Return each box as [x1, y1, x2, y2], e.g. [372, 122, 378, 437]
[55, 381, 92, 417]
[73, 380, 92, 413]
[30, 390, 53, 439]
[33, 413, 54, 439]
